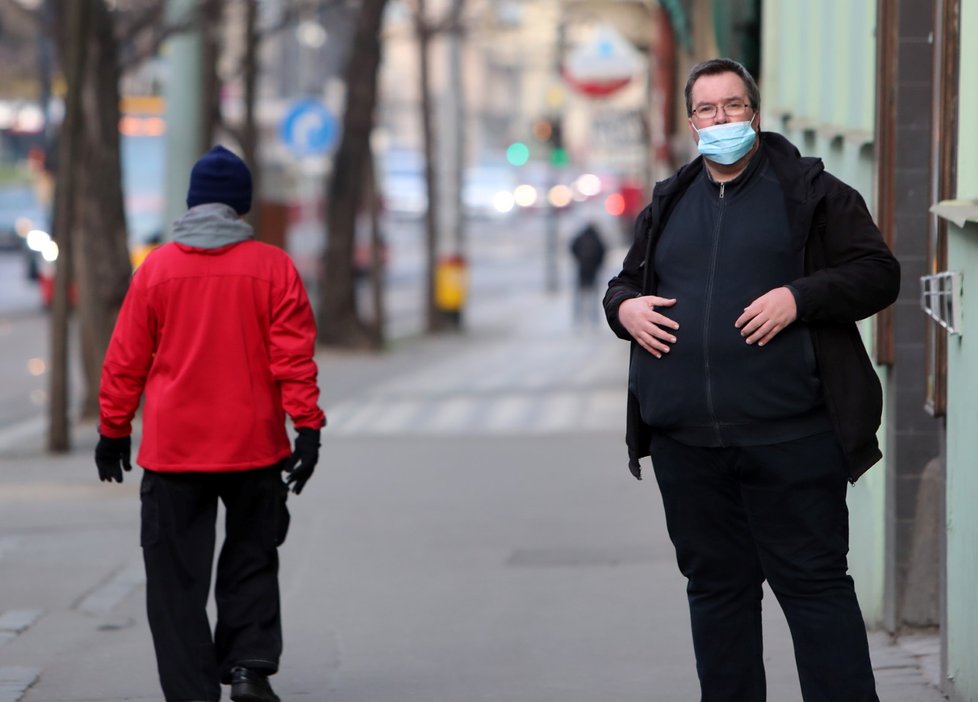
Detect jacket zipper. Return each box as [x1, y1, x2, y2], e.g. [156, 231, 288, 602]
[703, 181, 725, 446]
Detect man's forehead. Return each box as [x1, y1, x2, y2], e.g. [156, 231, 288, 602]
[691, 73, 748, 102]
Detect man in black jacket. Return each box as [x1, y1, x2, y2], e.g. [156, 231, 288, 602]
[570, 221, 607, 324]
[603, 58, 899, 702]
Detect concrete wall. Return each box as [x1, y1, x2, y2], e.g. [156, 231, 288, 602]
[944, 2, 978, 699]
[759, 0, 888, 625]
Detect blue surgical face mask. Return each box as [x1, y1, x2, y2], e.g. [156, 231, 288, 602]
[692, 116, 757, 165]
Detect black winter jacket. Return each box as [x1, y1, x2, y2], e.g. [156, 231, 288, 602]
[603, 132, 901, 481]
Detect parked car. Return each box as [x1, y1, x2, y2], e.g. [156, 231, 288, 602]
[0, 184, 46, 253]
[379, 148, 427, 219]
[462, 164, 517, 219]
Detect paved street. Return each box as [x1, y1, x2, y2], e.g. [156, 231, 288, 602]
[0, 235, 946, 701]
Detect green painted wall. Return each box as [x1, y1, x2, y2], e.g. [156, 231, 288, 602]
[945, 230, 978, 700]
[759, 0, 887, 626]
[944, 1, 978, 697]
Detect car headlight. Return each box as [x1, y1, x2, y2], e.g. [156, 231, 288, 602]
[514, 184, 538, 208]
[41, 239, 59, 262]
[492, 191, 515, 213]
[26, 229, 51, 253]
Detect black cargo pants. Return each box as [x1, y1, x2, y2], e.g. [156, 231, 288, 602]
[140, 464, 290, 702]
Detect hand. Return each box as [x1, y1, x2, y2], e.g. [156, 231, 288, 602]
[735, 287, 797, 347]
[628, 458, 642, 481]
[283, 427, 320, 495]
[618, 295, 679, 358]
[95, 434, 132, 483]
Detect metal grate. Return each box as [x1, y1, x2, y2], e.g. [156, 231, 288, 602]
[920, 271, 961, 335]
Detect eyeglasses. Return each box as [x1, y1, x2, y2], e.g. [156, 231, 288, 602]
[691, 101, 753, 121]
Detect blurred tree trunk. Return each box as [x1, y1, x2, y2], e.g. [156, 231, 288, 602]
[317, 0, 388, 349]
[412, 0, 466, 333]
[200, 0, 223, 150]
[364, 148, 385, 348]
[47, 0, 89, 452]
[240, 0, 261, 232]
[71, 0, 133, 419]
[414, 0, 442, 333]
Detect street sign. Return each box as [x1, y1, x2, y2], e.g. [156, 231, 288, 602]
[562, 23, 642, 97]
[279, 99, 337, 156]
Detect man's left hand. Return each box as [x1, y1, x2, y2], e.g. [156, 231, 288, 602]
[95, 434, 132, 483]
[735, 287, 797, 347]
[284, 428, 320, 495]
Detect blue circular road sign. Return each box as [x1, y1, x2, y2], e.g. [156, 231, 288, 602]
[279, 99, 337, 156]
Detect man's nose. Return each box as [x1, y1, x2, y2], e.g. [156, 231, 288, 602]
[714, 110, 730, 124]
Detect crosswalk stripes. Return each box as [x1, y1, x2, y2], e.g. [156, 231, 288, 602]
[0, 667, 40, 702]
[480, 394, 534, 433]
[323, 305, 630, 436]
[326, 387, 625, 437]
[425, 396, 479, 432]
[0, 610, 43, 646]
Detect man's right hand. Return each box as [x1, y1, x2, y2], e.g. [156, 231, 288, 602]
[618, 295, 679, 358]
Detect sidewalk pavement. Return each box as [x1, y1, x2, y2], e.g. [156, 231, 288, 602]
[0, 273, 947, 701]
[414, 283, 949, 702]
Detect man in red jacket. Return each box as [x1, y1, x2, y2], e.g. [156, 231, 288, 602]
[96, 145, 325, 702]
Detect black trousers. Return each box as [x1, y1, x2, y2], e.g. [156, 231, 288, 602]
[649, 431, 879, 702]
[140, 464, 290, 702]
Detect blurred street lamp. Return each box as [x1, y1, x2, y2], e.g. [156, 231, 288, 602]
[547, 184, 573, 209]
[297, 20, 328, 48]
[514, 184, 538, 208]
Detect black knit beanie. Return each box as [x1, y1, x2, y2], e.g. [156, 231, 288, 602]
[186, 145, 252, 215]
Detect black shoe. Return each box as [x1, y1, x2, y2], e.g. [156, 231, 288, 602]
[229, 666, 280, 702]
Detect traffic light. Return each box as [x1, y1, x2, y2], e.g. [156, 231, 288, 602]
[531, 115, 568, 166]
[549, 147, 569, 167]
[506, 141, 530, 167]
[532, 117, 554, 143]
[546, 118, 567, 167]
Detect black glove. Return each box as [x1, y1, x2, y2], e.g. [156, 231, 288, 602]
[95, 434, 132, 483]
[284, 427, 320, 495]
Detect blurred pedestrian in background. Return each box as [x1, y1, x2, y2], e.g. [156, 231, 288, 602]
[569, 220, 607, 325]
[604, 58, 899, 701]
[95, 145, 325, 702]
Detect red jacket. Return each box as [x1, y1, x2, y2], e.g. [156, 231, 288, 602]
[99, 239, 325, 472]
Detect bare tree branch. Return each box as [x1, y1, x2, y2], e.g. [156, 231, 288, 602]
[407, 0, 466, 38]
[113, 3, 163, 42]
[113, 0, 222, 68]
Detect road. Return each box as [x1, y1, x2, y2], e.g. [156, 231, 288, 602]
[0, 207, 944, 702]
[0, 277, 746, 702]
[0, 201, 618, 439]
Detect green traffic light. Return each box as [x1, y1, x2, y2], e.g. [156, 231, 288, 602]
[549, 147, 569, 167]
[506, 142, 530, 166]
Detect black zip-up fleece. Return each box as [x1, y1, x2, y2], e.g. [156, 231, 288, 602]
[604, 132, 901, 481]
[630, 148, 832, 446]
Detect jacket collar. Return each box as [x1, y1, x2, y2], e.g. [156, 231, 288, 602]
[654, 132, 825, 206]
[759, 131, 825, 205]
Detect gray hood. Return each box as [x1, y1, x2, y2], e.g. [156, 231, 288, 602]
[172, 203, 254, 249]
